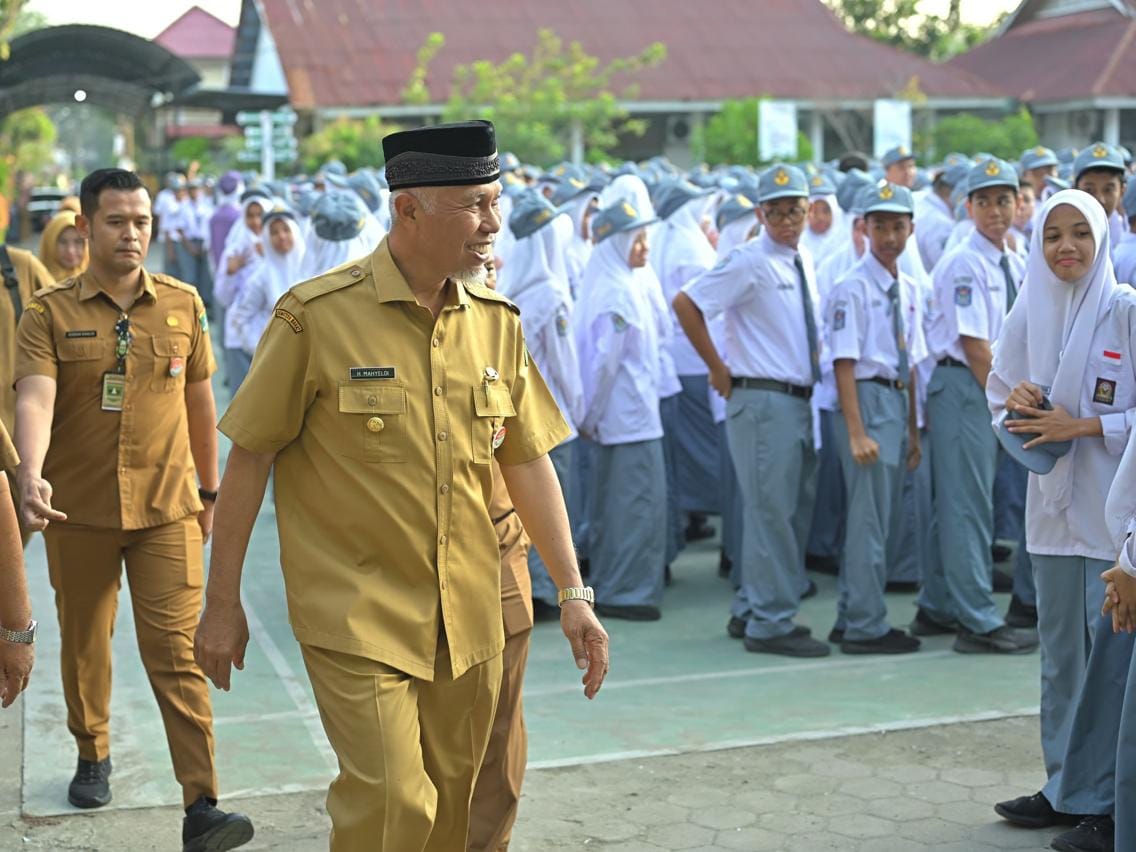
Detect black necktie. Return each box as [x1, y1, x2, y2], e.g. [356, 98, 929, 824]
[793, 254, 821, 384]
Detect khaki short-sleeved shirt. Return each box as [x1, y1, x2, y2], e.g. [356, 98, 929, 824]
[219, 238, 570, 680]
[0, 247, 55, 432]
[0, 419, 18, 473]
[14, 270, 215, 530]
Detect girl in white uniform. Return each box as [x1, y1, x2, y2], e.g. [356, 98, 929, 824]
[228, 208, 306, 359]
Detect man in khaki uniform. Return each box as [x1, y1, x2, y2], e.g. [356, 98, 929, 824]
[195, 121, 609, 852]
[15, 169, 253, 852]
[0, 242, 54, 432]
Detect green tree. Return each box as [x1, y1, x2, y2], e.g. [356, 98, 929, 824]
[0, 0, 27, 59]
[299, 115, 392, 173]
[404, 29, 666, 166]
[931, 108, 1038, 161]
[823, 0, 1004, 61]
[698, 98, 813, 168]
[0, 107, 57, 193]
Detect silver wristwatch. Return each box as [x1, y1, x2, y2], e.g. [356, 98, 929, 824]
[0, 619, 37, 644]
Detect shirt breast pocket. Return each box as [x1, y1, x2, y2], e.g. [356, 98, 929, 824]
[57, 339, 108, 391]
[472, 384, 516, 464]
[150, 333, 193, 392]
[1087, 353, 1131, 412]
[337, 383, 408, 463]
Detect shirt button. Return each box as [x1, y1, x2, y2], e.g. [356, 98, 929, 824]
[119, 467, 126, 474]
[437, 431, 448, 441]
[367, 417, 385, 433]
[367, 395, 377, 406]
[434, 386, 443, 396]
[439, 535, 448, 545]
[432, 338, 441, 348]
[440, 484, 450, 494]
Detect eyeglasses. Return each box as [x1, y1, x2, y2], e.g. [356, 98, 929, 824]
[761, 206, 807, 224]
[113, 316, 132, 374]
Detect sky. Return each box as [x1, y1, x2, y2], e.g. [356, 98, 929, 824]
[29, 0, 1022, 40]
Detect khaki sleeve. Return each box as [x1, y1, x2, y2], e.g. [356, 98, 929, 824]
[0, 420, 18, 472]
[14, 299, 58, 383]
[186, 292, 216, 382]
[218, 292, 316, 453]
[495, 315, 571, 466]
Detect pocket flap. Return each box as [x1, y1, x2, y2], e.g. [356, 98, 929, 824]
[152, 334, 191, 356]
[473, 385, 516, 418]
[338, 384, 407, 414]
[58, 340, 105, 362]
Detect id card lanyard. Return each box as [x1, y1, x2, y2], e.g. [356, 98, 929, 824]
[101, 314, 132, 412]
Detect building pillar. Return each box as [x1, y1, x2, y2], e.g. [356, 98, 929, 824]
[809, 110, 824, 163]
[1104, 107, 1121, 146]
[569, 118, 584, 165]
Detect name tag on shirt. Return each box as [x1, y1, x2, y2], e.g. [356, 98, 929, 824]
[349, 367, 396, 380]
[65, 330, 97, 339]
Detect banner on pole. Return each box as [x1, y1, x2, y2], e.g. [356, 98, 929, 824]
[759, 100, 798, 162]
[873, 100, 912, 158]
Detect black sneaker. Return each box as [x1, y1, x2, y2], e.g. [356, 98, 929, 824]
[910, 608, 960, 636]
[1006, 595, 1039, 629]
[954, 625, 1039, 654]
[828, 626, 845, 644]
[718, 550, 732, 578]
[182, 796, 254, 852]
[684, 515, 716, 541]
[994, 791, 1081, 829]
[68, 757, 112, 809]
[728, 617, 810, 640]
[595, 603, 661, 621]
[841, 628, 921, 655]
[992, 543, 1013, 563]
[993, 566, 1014, 592]
[744, 632, 831, 657]
[805, 553, 839, 576]
[885, 580, 921, 593]
[800, 579, 818, 600]
[1051, 815, 1115, 852]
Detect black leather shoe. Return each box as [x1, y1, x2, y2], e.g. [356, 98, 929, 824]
[841, 628, 921, 655]
[994, 791, 1080, 829]
[1051, 815, 1115, 852]
[993, 566, 1014, 592]
[884, 580, 920, 593]
[68, 757, 112, 809]
[992, 542, 1013, 563]
[828, 626, 845, 644]
[182, 796, 254, 852]
[1005, 594, 1039, 629]
[805, 553, 839, 575]
[595, 603, 661, 621]
[718, 550, 732, 578]
[801, 579, 818, 600]
[744, 632, 830, 658]
[910, 608, 960, 636]
[728, 617, 810, 640]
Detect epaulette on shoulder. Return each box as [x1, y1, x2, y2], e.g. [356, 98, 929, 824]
[464, 282, 521, 314]
[291, 260, 369, 304]
[32, 279, 77, 299]
[151, 273, 199, 296]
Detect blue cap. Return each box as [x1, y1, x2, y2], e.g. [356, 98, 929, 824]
[1057, 147, 1078, 165]
[942, 162, 972, 189]
[508, 191, 562, 240]
[323, 171, 351, 190]
[807, 172, 837, 197]
[320, 159, 348, 177]
[1020, 146, 1058, 171]
[500, 172, 526, 197]
[757, 164, 809, 203]
[1045, 174, 1072, 194]
[311, 190, 368, 242]
[1074, 142, 1127, 181]
[862, 182, 915, 216]
[715, 193, 757, 231]
[1121, 146, 1134, 166]
[499, 152, 521, 173]
[997, 397, 1073, 475]
[590, 198, 657, 245]
[654, 178, 712, 220]
[882, 145, 916, 169]
[836, 169, 875, 214]
[292, 188, 321, 217]
[966, 158, 1019, 194]
[1123, 180, 1136, 219]
[941, 152, 969, 169]
[548, 167, 592, 206]
[347, 171, 384, 213]
[913, 168, 932, 192]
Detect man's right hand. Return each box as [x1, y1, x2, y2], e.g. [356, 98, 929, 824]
[17, 473, 67, 531]
[194, 599, 249, 691]
[709, 363, 733, 400]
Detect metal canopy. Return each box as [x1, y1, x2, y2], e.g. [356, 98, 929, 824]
[0, 25, 201, 116]
[168, 86, 289, 114]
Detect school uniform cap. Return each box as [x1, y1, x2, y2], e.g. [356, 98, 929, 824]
[654, 178, 713, 220]
[1044, 174, 1071, 194]
[1057, 147, 1078, 165]
[997, 399, 1073, 475]
[836, 169, 875, 214]
[941, 152, 969, 169]
[942, 162, 972, 189]
[292, 187, 321, 217]
[320, 159, 348, 177]
[347, 170, 384, 213]
[882, 145, 915, 168]
[590, 198, 657, 245]
[758, 163, 809, 203]
[715, 193, 757, 231]
[1121, 146, 1134, 166]
[966, 158, 1019, 194]
[499, 152, 521, 173]
[1020, 146, 1058, 171]
[807, 172, 837, 198]
[853, 183, 884, 217]
[311, 190, 368, 242]
[1123, 179, 1136, 219]
[508, 191, 563, 240]
[323, 171, 351, 190]
[913, 168, 932, 192]
[1074, 142, 1126, 181]
[548, 166, 592, 206]
[862, 182, 915, 216]
[382, 120, 499, 190]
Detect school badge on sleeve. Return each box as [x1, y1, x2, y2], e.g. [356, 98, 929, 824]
[832, 308, 846, 331]
[1094, 377, 1117, 405]
[954, 285, 972, 307]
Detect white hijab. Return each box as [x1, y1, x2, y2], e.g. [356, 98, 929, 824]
[799, 193, 845, 266]
[498, 213, 574, 338]
[994, 189, 1117, 513]
[243, 216, 306, 347]
[655, 196, 717, 300]
[716, 215, 757, 261]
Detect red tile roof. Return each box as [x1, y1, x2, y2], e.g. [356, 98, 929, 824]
[256, 0, 1003, 111]
[155, 6, 236, 60]
[950, 6, 1136, 102]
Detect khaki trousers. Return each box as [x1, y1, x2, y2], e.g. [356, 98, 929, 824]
[43, 516, 217, 806]
[301, 636, 503, 852]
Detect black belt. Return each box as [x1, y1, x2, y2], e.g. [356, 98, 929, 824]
[937, 356, 969, 369]
[860, 377, 907, 391]
[492, 508, 516, 526]
[731, 377, 812, 400]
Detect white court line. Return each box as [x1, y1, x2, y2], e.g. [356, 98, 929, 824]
[524, 648, 957, 697]
[240, 591, 338, 770]
[526, 707, 1041, 770]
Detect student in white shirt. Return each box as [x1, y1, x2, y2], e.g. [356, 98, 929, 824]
[988, 190, 1136, 834]
[915, 162, 967, 274]
[799, 173, 843, 267]
[228, 208, 306, 358]
[674, 164, 829, 658]
[824, 183, 925, 655]
[1073, 143, 1128, 264]
[1112, 177, 1136, 284]
[576, 200, 667, 621]
[923, 158, 1039, 655]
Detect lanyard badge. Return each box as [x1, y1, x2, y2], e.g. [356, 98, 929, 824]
[102, 315, 132, 412]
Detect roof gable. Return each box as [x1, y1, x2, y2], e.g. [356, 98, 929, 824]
[154, 6, 235, 60]
[249, 0, 1003, 111]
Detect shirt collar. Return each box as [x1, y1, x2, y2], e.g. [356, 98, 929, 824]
[759, 228, 798, 259]
[861, 251, 898, 293]
[966, 227, 1008, 265]
[77, 269, 157, 304]
[370, 237, 472, 310]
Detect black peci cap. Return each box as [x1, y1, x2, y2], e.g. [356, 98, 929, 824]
[382, 120, 500, 190]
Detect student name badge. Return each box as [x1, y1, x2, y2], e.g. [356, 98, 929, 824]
[101, 372, 126, 412]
